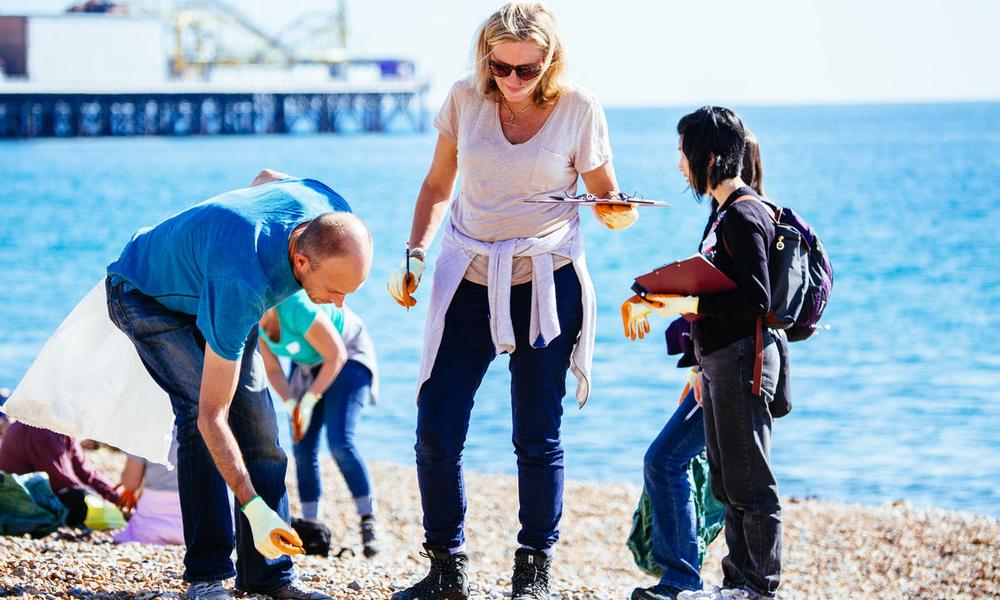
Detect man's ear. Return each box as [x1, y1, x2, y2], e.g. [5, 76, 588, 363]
[292, 253, 310, 272]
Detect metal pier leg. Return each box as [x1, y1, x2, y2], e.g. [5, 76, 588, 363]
[319, 95, 332, 133]
[274, 94, 287, 134]
[363, 94, 383, 132]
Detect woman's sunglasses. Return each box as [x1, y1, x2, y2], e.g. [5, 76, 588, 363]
[489, 59, 544, 81]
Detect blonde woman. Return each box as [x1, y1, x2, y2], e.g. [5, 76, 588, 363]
[386, 3, 635, 599]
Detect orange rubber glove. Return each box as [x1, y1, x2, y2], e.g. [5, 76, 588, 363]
[241, 496, 305, 559]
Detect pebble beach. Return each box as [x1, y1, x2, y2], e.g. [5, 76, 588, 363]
[0, 449, 997, 600]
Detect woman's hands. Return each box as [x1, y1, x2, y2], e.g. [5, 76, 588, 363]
[621, 294, 700, 341]
[388, 133, 458, 309]
[285, 391, 321, 445]
[594, 202, 639, 230]
[579, 164, 638, 231]
[387, 254, 425, 308]
[689, 367, 703, 406]
[621, 295, 656, 340]
[644, 293, 699, 316]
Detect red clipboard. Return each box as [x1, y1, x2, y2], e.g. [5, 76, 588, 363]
[631, 255, 737, 298]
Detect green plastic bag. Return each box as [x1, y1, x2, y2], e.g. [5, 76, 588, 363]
[0, 471, 68, 537]
[83, 494, 126, 531]
[627, 451, 726, 575]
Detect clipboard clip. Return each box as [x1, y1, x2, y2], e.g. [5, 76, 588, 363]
[631, 281, 650, 300]
[548, 193, 600, 201]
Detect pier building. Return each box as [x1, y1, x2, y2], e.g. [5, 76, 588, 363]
[0, 2, 428, 137]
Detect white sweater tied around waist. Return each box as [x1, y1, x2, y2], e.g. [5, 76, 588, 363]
[417, 217, 597, 407]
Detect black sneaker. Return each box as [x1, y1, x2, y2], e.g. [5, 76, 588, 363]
[511, 548, 551, 600]
[390, 544, 469, 600]
[630, 583, 684, 600]
[361, 515, 378, 558]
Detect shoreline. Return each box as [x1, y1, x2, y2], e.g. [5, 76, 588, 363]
[0, 451, 996, 599]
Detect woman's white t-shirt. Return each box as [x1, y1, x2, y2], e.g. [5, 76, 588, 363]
[433, 78, 612, 284]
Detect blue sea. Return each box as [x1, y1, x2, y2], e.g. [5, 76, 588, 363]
[1, 103, 998, 516]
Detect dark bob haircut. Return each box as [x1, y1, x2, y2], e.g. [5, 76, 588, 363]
[677, 106, 747, 196]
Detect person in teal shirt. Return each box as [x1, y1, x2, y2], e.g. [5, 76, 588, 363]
[106, 168, 372, 600]
[259, 290, 380, 557]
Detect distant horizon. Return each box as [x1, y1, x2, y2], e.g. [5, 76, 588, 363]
[594, 97, 1000, 110]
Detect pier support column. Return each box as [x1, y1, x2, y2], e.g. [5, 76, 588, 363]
[273, 94, 287, 134]
[363, 94, 383, 132]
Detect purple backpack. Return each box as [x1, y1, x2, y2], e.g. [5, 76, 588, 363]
[722, 194, 834, 397]
[772, 205, 833, 341]
[731, 195, 833, 341]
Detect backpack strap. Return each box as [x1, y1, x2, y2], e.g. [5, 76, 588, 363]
[718, 193, 779, 256]
[720, 193, 772, 397]
[732, 194, 781, 224]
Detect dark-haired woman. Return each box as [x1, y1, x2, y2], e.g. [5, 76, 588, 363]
[627, 132, 773, 600]
[623, 108, 782, 599]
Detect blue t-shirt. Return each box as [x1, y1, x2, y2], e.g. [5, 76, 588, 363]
[107, 178, 351, 360]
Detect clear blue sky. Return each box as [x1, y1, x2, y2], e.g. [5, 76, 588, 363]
[2, 0, 998, 107]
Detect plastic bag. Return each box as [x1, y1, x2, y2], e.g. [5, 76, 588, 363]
[627, 450, 726, 575]
[0, 471, 68, 537]
[83, 494, 126, 531]
[4, 280, 173, 464]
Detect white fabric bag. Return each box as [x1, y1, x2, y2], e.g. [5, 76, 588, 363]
[4, 280, 174, 464]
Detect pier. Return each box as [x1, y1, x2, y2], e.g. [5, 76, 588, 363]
[0, 81, 428, 138]
[0, 3, 430, 138]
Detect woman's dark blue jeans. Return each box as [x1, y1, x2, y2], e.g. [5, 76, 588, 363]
[696, 334, 782, 598]
[292, 359, 373, 514]
[415, 264, 582, 552]
[106, 278, 292, 592]
[643, 388, 707, 591]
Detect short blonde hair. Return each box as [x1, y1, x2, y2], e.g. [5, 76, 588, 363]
[472, 2, 567, 106]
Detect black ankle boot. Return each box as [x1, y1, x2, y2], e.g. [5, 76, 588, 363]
[511, 548, 551, 600]
[390, 544, 469, 600]
[360, 515, 378, 558]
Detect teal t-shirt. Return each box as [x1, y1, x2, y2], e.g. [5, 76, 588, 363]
[107, 178, 350, 360]
[259, 290, 345, 366]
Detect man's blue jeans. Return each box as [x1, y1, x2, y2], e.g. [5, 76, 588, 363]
[697, 335, 782, 598]
[106, 278, 292, 591]
[415, 264, 583, 551]
[643, 388, 707, 591]
[292, 359, 373, 514]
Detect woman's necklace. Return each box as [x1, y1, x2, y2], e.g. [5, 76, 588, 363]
[501, 98, 533, 126]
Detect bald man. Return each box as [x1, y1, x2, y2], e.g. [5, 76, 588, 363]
[105, 170, 372, 600]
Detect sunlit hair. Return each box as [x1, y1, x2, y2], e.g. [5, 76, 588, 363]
[742, 129, 764, 195]
[472, 2, 567, 106]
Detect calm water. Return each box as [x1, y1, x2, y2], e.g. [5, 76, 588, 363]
[1, 103, 998, 516]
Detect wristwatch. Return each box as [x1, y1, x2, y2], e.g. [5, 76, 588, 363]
[407, 246, 426, 262]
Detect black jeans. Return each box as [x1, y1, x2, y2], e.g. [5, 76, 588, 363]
[696, 334, 782, 597]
